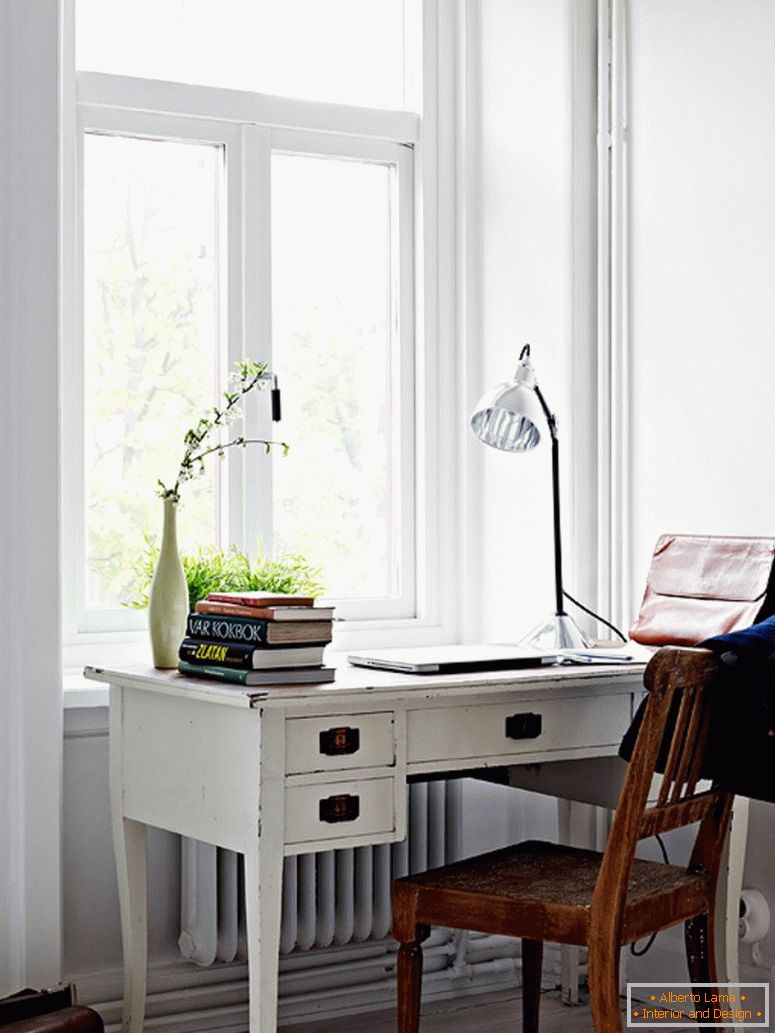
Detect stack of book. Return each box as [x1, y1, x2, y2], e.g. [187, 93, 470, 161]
[177, 592, 335, 686]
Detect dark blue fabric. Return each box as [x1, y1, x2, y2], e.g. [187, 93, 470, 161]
[698, 615, 775, 801]
[701, 613, 775, 658]
[620, 616, 775, 802]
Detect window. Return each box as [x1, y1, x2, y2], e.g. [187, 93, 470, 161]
[270, 147, 414, 611]
[65, 0, 453, 662]
[76, 0, 410, 108]
[82, 133, 223, 616]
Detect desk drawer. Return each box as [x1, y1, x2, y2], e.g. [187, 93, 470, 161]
[285, 712, 395, 774]
[407, 695, 630, 765]
[285, 777, 395, 844]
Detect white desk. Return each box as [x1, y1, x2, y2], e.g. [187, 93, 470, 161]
[84, 660, 745, 1033]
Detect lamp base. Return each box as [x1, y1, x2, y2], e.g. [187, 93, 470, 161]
[520, 612, 592, 652]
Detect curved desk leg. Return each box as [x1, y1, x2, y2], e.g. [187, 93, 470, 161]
[715, 795, 750, 983]
[244, 840, 284, 1033]
[244, 708, 286, 1033]
[114, 819, 148, 1033]
[110, 684, 148, 1033]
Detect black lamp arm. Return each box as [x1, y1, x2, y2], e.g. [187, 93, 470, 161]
[533, 381, 565, 616]
[533, 382, 558, 442]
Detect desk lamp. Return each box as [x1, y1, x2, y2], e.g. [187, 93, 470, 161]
[470, 344, 591, 651]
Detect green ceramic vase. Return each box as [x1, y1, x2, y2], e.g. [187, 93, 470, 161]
[148, 498, 189, 669]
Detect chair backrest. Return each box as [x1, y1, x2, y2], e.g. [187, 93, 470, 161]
[639, 648, 722, 839]
[590, 646, 734, 928]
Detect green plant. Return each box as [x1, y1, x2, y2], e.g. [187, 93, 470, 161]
[129, 541, 325, 612]
[157, 359, 289, 504]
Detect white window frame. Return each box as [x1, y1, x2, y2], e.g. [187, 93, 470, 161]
[263, 129, 417, 621]
[62, 0, 459, 671]
[66, 107, 242, 640]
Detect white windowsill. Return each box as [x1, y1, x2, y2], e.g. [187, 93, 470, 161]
[63, 611, 458, 709]
[64, 671, 109, 708]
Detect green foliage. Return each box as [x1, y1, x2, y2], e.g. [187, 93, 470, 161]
[235, 549, 327, 599]
[128, 541, 325, 612]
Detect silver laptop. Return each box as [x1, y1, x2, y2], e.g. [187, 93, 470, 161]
[347, 644, 559, 675]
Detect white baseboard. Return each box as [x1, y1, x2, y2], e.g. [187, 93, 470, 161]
[75, 942, 770, 1033]
[76, 958, 522, 1033]
[71, 938, 534, 1033]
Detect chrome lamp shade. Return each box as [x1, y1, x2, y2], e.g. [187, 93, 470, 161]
[470, 344, 591, 652]
[469, 386, 542, 452]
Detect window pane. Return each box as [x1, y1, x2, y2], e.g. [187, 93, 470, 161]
[83, 133, 223, 609]
[76, 0, 412, 110]
[271, 154, 399, 601]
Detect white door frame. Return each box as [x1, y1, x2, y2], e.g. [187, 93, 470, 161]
[0, 0, 64, 993]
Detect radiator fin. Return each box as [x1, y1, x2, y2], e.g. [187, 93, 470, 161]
[179, 782, 463, 963]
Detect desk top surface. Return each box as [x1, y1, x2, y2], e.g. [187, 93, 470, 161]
[84, 652, 648, 709]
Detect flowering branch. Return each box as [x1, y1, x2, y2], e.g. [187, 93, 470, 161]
[157, 359, 289, 503]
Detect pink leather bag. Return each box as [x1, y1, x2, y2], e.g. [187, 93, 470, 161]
[630, 533, 775, 646]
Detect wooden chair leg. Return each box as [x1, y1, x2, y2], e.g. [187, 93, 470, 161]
[396, 924, 430, 1033]
[588, 941, 623, 1033]
[521, 938, 543, 1033]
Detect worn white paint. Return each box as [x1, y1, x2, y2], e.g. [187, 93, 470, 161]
[90, 660, 641, 1032]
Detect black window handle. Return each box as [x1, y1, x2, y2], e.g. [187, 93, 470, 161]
[505, 712, 543, 740]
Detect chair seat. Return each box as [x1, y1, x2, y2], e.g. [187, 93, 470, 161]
[394, 839, 711, 946]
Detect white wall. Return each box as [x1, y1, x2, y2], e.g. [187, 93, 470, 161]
[63, 710, 182, 978]
[628, 0, 775, 600]
[0, 0, 63, 994]
[626, 0, 775, 980]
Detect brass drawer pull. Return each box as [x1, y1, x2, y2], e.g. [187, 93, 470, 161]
[319, 726, 361, 756]
[318, 789, 361, 822]
[319, 794, 361, 823]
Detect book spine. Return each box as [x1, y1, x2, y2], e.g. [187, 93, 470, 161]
[178, 660, 248, 684]
[186, 613, 269, 644]
[195, 601, 275, 618]
[179, 639, 254, 670]
[207, 593, 313, 607]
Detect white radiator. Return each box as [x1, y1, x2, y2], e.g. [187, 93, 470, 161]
[179, 780, 464, 965]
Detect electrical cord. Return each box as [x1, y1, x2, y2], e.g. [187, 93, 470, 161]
[629, 836, 670, 957]
[563, 590, 628, 643]
[630, 932, 657, 958]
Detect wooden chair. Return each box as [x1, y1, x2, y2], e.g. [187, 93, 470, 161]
[392, 646, 734, 1033]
